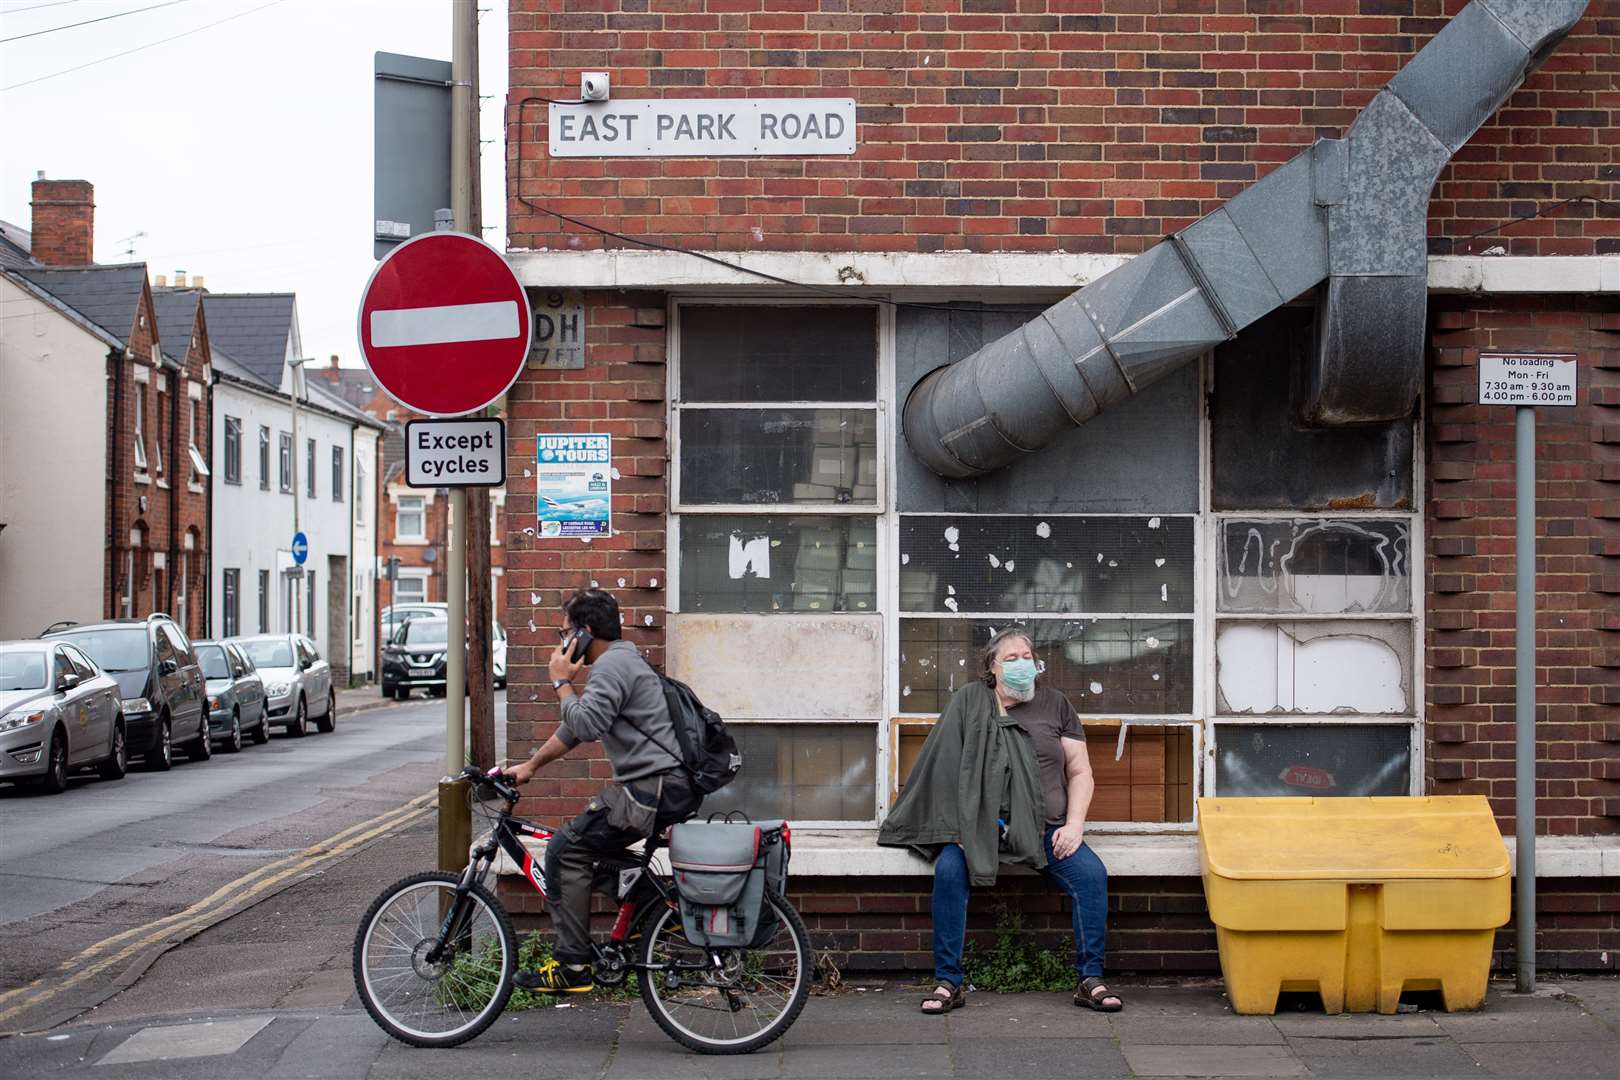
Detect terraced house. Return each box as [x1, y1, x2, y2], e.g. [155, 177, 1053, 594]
[495, 0, 1620, 974]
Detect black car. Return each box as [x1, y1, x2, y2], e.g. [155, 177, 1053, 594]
[43, 614, 210, 771]
[380, 618, 450, 700]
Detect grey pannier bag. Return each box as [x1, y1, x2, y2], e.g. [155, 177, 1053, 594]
[668, 819, 790, 949]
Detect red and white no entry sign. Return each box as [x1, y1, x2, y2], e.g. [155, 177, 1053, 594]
[357, 231, 533, 417]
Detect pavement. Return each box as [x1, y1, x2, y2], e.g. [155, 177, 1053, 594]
[1, 977, 1616, 1079]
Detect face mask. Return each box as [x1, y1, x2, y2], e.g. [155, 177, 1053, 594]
[998, 658, 1038, 695]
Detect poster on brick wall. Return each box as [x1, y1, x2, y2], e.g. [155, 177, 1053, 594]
[537, 433, 611, 538]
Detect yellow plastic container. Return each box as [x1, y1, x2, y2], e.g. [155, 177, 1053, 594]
[1198, 796, 1510, 1015]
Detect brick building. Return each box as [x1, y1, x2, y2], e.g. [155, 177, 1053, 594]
[497, 0, 1619, 974]
[1, 178, 212, 642]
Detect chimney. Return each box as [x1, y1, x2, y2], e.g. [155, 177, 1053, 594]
[30, 177, 95, 266]
[329, 356, 340, 370]
[174, 270, 188, 288]
[191, 274, 204, 290]
[154, 274, 168, 287]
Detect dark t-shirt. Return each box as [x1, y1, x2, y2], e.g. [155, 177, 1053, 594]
[1007, 687, 1087, 825]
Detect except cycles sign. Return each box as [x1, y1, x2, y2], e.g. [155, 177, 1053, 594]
[357, 231, 533, 417]
[405, 418, 506, 488]
[1478, 353, 1578, 407]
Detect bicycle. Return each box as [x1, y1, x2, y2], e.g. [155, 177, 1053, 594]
[352, 765, 812, 1054]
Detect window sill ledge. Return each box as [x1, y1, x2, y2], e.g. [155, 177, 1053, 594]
[489, 831, 1620, 879]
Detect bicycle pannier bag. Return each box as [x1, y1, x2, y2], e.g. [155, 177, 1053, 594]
[668, 820, 789, 948]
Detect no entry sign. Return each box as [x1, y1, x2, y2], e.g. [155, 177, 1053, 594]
[357, 231, 532, 416]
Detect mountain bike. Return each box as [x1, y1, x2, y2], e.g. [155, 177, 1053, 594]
[352, 765, 812, 1054]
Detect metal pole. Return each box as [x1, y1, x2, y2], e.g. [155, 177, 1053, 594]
[1515, 404, 1537, 992]
[438, 0, 477, 877]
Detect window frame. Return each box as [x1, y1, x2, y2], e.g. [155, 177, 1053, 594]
[224, 416, 242, 485]
[279, 432, 293, 493]
[133, 382, 149, 473]
[395, 495, 427, 542]
[667, 298, 891, 828]
[258, 425, 271, 491]
[258, 569, 270, 634]
[394, 570, 429, 606]
[332, 445, 344, 503]
[223, 568, 240, 637]
[306, 437, 317, 499]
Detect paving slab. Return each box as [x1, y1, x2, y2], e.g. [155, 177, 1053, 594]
[265, 1012, 388, 1079]
[1122, 1043, 1306, 1078]
[779, 991, 961, 1044]
[946, 1036, 1129, 1079]
[1434, 1008, 1615, 1043]
[944, 991, 1114, 1040]
[1286, 1034, 1481, 1078]
[779, 1041, 953, 1078]
[367, 1004, 623, 1079]
[96, 1015, 276, 1066]
[1111, 1014, 1286, 1046]
[1269, 1010, 1444, 1037]
[1460, 1039, 1620, 1078]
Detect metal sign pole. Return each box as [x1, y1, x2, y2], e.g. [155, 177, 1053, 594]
[1514, 403, 1536, 993]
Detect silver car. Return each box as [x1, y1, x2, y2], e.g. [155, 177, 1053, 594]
[0, 640, 127, 793]
[231, 634, 335, 738]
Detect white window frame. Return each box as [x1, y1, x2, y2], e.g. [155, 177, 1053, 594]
[355, 459, 368, 524]
[279, 432, 293, 493]
[395, 495, 427, 542]
[153, 379, 167, 479]
[133, 381, 149, 472]
[176, 551, 189, 635]
[224, 416, 242, 485]
[259, 425, 271, 491]
[394, 570, 429, 606]
[223, 568, 240, 637]
[668, 298, 891, 829]
[332, 445, 344, 503]
[306, 437, 317, 499]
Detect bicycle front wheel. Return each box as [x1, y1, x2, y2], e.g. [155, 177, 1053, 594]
[639, 889, 812, 1055]
[353, 871, 516, 1048]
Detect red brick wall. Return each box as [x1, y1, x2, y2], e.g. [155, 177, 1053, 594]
[1426, 298, 1620, 836]
[29, 179, 94, 267]
[106, 287, 163, 620]
[508, 0, 1619, 256]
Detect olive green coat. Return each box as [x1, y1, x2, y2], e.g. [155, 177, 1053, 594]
[877, 681, 1047, 886]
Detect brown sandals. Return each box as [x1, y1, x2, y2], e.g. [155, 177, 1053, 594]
[920, 982, 966, 1014]
[1074, 976, 1123, 1012]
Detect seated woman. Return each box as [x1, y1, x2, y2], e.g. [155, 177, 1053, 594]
[879, 626, 1121, 1015]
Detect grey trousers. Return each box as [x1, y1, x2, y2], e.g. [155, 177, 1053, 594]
[542, 772, 701, 965]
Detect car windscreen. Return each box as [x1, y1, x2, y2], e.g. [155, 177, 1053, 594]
[0, 651, 49, 691]
[53, 628, 148, 672]
[196, 645, 231, 680]
[240, 639, 295, 668]
[404, 621, 450, 646]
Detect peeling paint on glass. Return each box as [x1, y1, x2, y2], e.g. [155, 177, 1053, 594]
[1218, 519, 1411, 615]
[680, 515, 876, 613]
[1214, 620, 1412, 715]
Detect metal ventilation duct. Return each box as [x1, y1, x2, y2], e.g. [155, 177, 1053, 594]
[903, 0, 1589, 480]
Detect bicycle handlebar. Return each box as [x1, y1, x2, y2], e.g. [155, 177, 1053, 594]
[456, 764, 520, 804]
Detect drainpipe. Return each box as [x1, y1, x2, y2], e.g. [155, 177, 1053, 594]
[902, 0, 1589, 479]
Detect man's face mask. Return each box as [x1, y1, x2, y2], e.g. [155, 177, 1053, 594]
[998, 658, 1039, 695]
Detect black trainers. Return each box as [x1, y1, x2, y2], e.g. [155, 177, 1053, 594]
[514, 959, 594, 993]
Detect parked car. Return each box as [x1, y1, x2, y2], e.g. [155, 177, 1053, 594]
[379, 604, 506, 692]
[195, 640, 269, 752]
[232, 634, 335, 737]
[44, 615, 209, 770]
[380, 617, 450, 700]
[0, 640, 126, 793]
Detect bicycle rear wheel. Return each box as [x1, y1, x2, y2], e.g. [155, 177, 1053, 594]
[353, 871, 516, 1048]
[638, 889, 812, 1055]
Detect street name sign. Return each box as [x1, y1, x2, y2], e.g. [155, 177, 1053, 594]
[549, 98, 856, 157]
[357, 231, 533, 417]
[405, 418, 506, 488]
[1479, 353, 1577, 407]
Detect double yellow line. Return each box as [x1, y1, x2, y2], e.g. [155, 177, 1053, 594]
[0, 789, 439, 1030]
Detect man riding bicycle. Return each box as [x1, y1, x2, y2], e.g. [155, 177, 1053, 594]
[502, 589, 702, 993]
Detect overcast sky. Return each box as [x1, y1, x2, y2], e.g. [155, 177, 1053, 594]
[0, 0, 508, 367]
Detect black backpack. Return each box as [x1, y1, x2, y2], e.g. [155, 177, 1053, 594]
[629, 671, 742, 795]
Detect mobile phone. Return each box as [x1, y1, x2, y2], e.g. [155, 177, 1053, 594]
[567, 628, 594, 663]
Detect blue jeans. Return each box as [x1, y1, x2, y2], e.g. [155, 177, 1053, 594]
[930, 826, 1109, 987]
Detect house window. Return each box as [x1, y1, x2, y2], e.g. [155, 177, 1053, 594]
[258, 569, 270, 633]
[258, 426, 271, 490]
[187, 399, 206, 486]
[332, 446, 344, 502]
[133, 383, 149, 472]
[671, 304, 882, 822]
[306, 569, 317, 638]
[394, 571, 428, 606]
[176, 552, 189, 635]
[307, 438, 317, 499]
[396, 496, 426, 542]
[122, 549, 135, 618]
[355, 460, 367, 524]
[223, 569, 240, 637]
[154, 386, 166, 477]
[224, 417, 242, 484]
[279, 432, 293, 493]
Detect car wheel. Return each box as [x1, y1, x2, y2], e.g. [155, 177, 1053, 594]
[99, 723, 128, 781]
[250, 711, 271, 745]
[288, 696, 308, 737]
[188, 717, 213, 762]
[393, 686, 410, 701]
[222, 711, 243, 753]
[38, 730, 69, 795]
[145, 718, 173, 771]
[314, 690, 336, 734]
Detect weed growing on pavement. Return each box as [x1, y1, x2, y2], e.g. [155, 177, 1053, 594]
[962, 904, 1073, 993]
[439, 932, 639, 1012]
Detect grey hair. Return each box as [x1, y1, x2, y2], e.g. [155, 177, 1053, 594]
[980, 626, 1036, 687]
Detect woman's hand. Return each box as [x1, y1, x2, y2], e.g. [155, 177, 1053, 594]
[1052, 822, 1085, 861]
[548, 638, 585, 684]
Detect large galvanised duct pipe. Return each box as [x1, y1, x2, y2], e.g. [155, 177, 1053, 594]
[903, 0, 1589, 479]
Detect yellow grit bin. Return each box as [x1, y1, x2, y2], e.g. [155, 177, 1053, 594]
[1198, 796, 1511, 1015]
